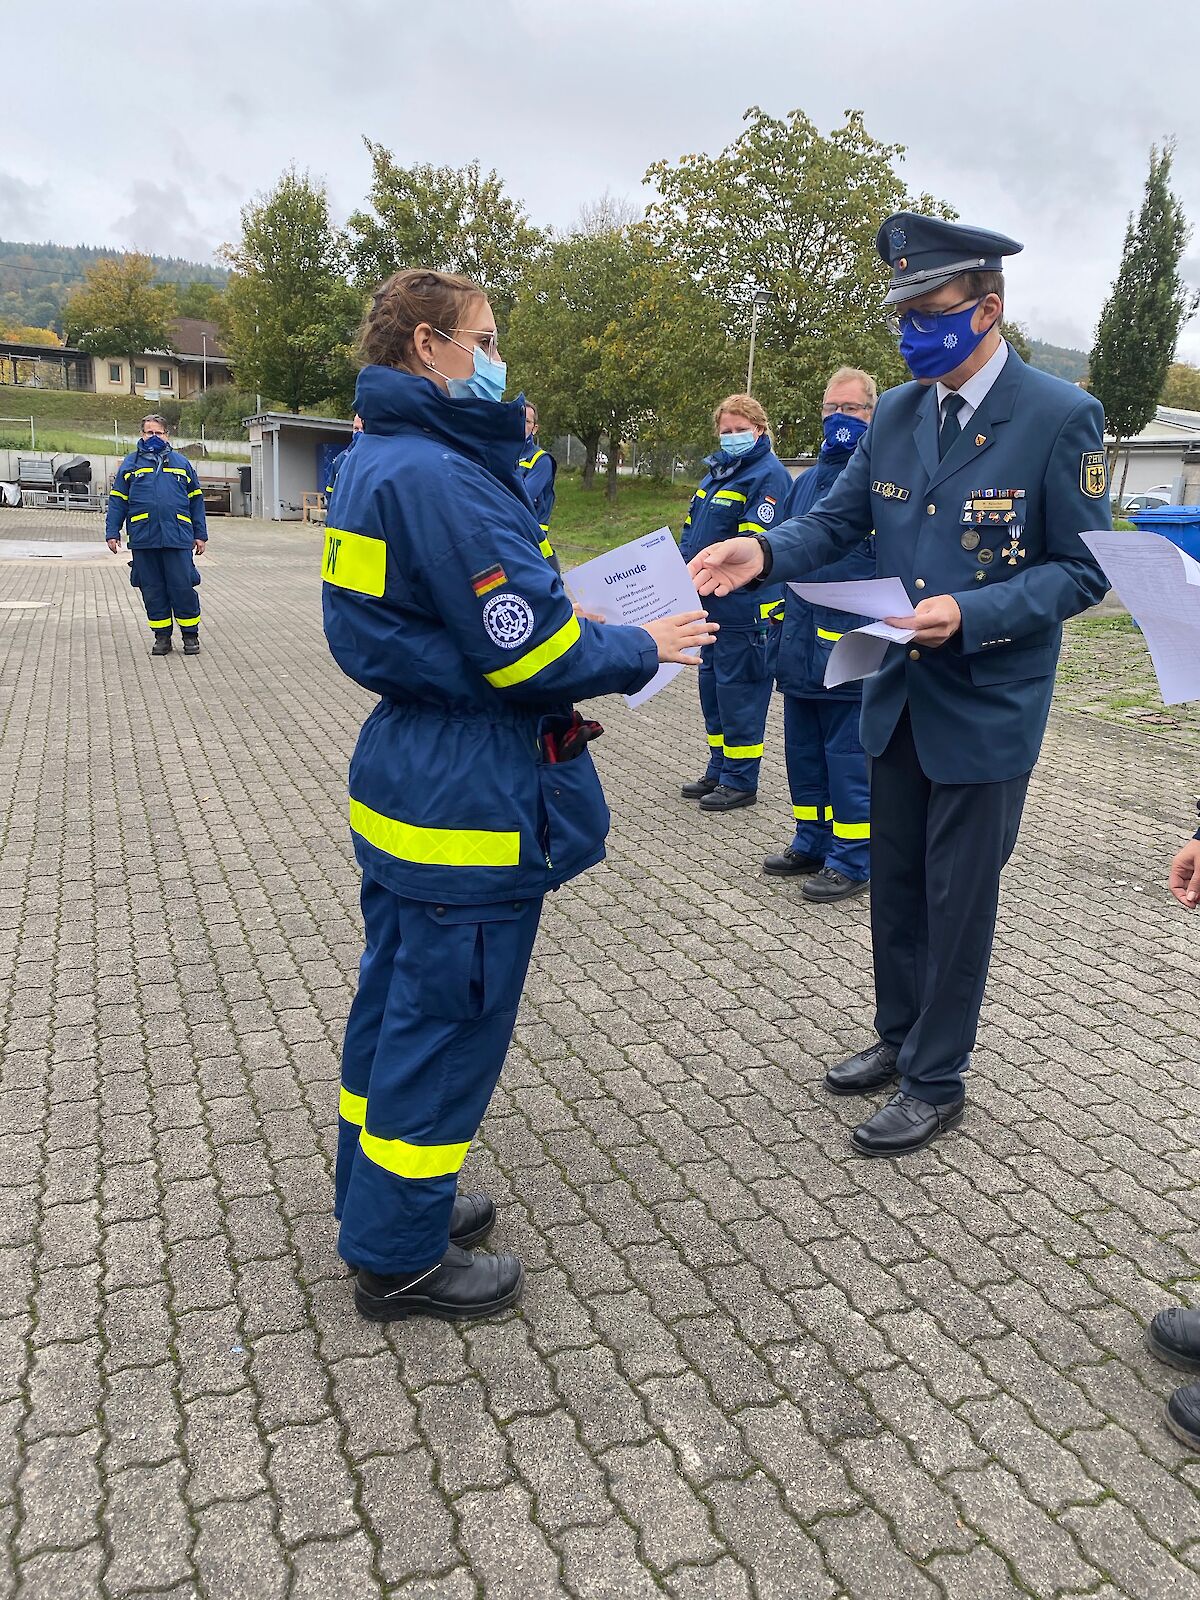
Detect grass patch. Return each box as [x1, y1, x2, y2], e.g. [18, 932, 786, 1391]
[0, 385, 157, 425]
[0, 424, 247, 462]
[550, 473, 695, 567]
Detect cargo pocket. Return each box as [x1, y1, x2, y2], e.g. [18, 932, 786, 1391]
[191, 562, 202, 586]
[535, 746, 608, 872]
[715, 627, 771, 686]
[129, 556, 141, 590]
[413, 901, 526, 1021]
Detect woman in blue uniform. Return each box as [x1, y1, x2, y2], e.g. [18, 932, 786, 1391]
[322, 268, 716, 1323]
[679, 394, 792, 811]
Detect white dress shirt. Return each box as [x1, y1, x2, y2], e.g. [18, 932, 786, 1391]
[936, 338, 1009, 431]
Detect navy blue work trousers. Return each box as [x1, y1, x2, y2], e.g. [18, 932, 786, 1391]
[870, 707, 1030, 1105]
[130, 548, 201, 631]
[335, 873, 543, 1276]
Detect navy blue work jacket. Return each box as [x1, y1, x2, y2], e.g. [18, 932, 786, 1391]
[762, 348, 1110, 783]
[679, 434, 792, 628]
[106, 444, 208, 548]
[322, 366, 658, 905]
[775, 446, 875, 701]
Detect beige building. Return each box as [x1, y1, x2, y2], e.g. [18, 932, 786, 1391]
[91, 318, 233, 401]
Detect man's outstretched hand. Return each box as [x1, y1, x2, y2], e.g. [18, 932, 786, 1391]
[687, 537, 765, 597]
[885, 594, 962, 647]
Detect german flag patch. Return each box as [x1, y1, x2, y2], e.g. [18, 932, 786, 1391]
[471, 563, 507, 597]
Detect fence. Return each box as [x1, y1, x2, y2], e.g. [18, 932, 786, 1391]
[0, 416, 250, 459]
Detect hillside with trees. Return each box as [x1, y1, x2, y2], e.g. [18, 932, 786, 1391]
[1027, 337, 1088, 382]
[0, 239, 226, 334]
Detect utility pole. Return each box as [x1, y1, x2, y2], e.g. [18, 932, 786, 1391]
[202, 332, 208, 393]
[746, 289, 772, 395]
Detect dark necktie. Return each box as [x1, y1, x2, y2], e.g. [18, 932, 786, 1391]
[938, 392, 965, 459]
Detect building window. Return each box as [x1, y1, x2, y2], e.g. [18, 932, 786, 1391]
[109, 362, 122, 384]
[133, 365, 147, 386]
[159, 368, 173, 389]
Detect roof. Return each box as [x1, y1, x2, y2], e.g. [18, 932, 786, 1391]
[169, 318, 227, 359]
[244, 412, 353, 436]
[1106, 404, 1200, 447]
[0, 339, 86, 360]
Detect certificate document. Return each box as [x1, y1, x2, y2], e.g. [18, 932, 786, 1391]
[567, 527, 703, 708]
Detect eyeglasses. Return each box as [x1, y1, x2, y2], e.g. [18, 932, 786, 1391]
[885, 296, 979, 337]
[820, 401, 872, 416]
[437, 327, 501, 358]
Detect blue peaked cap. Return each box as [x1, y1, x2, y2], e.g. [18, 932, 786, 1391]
[876, 212, 1023, 305]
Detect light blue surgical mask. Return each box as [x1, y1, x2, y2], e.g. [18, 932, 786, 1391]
[721, 430, 757, 457]
[434, 331, 508, 403]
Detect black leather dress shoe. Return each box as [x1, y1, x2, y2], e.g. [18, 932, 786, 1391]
[355, 1243, 523, 1323]
[1165, 1383, 1200, 1450]
[851, 1091, 965, 1157]
[825, 1040, 900, 1097]
[763, 847, 823, 877]
[681, 776, 719, 799]
[1147, 1307, 1200, 1373]
[450, 1191, 496, 1249]
[699, 784, 756, 812]
[801, 867, 870, 903]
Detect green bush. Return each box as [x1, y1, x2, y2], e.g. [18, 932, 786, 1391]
[181, 387, 258, 436]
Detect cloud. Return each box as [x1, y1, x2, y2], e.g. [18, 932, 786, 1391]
[0, 170, 49, 237]
[113, 180, 217, 264]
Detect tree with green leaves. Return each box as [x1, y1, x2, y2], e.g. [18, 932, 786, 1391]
[62, 254, 175, 394]
[643, 106, 947, 456]
[1160, 361, 1200, 410]
[173, 280, 225, 321]
[345, 144, 544, 334]
[221, 167, 363, 414]
[1090, 141, 1199, 496]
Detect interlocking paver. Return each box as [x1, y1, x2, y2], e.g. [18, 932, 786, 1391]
[2, 511, 1197, 1598]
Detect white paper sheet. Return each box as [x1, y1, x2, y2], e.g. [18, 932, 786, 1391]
[787, 575, 914, 621]
[1079, 528, 1200, 705]
[566, 527, 702, 708]
[787, 577, 917, 688]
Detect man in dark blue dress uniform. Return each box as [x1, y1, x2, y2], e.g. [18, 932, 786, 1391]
[689, 213, 1110, 1156]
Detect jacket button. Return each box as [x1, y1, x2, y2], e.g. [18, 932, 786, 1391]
[908, 648, 921, 661]
[914, 578, 926, 590]
[926, 503, 936, 515]
[435, 906, 445, 917]
[975, 571, 986, 581]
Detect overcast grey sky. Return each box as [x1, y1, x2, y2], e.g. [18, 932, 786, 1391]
[6, 0, 1200, 359]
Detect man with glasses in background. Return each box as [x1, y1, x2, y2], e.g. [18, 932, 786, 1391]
[689, 212, 1109, 1157]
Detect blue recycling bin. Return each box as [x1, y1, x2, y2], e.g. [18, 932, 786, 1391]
[1122, 506, 1200, 632]
[1125, 505, 1200, 561]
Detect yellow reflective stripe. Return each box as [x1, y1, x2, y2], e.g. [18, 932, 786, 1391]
[349, 797, 519, 868]
[484, 613, 580, 689]
[339, 1087, 367, 1126]
[738, 521, 767, 535]
[188, 488, 204, 498]
[712, 489, 747, 503]
[132, 467, 155, 475]
[130, 512, 149, 522]
[109, 489, 128, 500]
[164, 466, 189, 477]
[707, 733, 724, 748]
[359, 1128, 472, 1179]
[538, 537, 554, 559]
[694, 487, 707, 499]
[793, 804, 834, 821]
[817, 628, 843, 642]
[322, 526, 386, 598]
[175, 614, 200, 627]
[832, 820, 871, 840]
[518, 448, 546, 469]
[176, 513, 192, 524]
[148, 617, 173, 629]
[759, 601, 782, 619]
[723, 742, 764, 760]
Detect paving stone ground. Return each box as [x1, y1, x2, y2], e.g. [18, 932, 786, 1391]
[1, 509, 1198, 1600]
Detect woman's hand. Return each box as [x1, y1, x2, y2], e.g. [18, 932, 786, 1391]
[643, 610, 718, 665]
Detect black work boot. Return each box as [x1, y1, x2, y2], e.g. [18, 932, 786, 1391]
[681, 775, 720, 799]
[699, 784, 756, 812]
[1165, 1384, 1200, 1450]
[802, 866, 870, 903]
[1147, 1307, 1200, 1373]
[763, 846, 823, 877]
[355, 1244, 523, 1323]
[181, 629, 201, 656]
[151, 631, 173, 656]
[449, 1191, 496, 1249]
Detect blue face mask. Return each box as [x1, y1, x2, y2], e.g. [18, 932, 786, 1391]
[445, 342, 508, 404]
[720, 430, 757, 457]
[897, 300, 988, 381]
[821, 413, 868, 455]
[141, 433, 168, 452]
